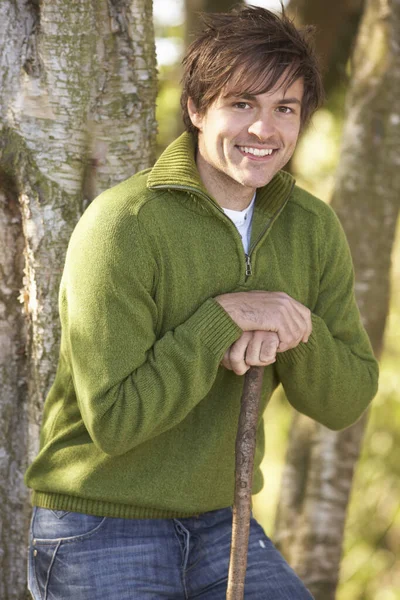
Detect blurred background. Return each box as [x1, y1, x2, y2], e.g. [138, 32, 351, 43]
[153, 1, 400, 598]
[0, 1, 398, 598]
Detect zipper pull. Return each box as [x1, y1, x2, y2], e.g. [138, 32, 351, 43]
[245, 254, 252, 276]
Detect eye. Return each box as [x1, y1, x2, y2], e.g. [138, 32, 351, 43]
[233, 101, 251, 109]
[276, 106, 294, 114]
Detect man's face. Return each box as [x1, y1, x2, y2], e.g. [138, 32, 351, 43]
[188, 75, 303, 206]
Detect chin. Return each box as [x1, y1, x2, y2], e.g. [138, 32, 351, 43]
[240, 176, 274, 189]
[235, 168, 276, 188]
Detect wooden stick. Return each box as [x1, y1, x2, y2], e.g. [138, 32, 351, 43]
[226, 366, 265, 600]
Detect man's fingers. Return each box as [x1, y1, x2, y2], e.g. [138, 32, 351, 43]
[220, 349, 232, 371]
[270, 303, 303, 352]
[246, 331, 279, 365]
[222, 331, 279, 374]
[221, 333, 253, 371]
[249, 292, 305, 351]
[220, 292, 311, 372]
[216, 290, 312, 349]
[227, 332, 252, 375]
[271, 294, 311, 351]
[289, 297, 312, 342]
[259, 332, 280, 363]
[245, 331, 263, 364]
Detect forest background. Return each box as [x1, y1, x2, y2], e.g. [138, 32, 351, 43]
[153, 1, 400, 599]
[0, 0, 399, 599]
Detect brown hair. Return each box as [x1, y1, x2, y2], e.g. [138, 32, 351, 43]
[181, 5, 324, 134]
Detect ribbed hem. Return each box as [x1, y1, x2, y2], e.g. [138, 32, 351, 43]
[32, 491, 205, 520]
[276, 313, 319, 365]
[186, 298, 242, 357]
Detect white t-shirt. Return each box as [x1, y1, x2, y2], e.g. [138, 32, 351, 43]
[222, 193, 256, 254]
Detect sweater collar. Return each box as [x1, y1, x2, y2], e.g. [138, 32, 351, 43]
[147, 132, 295, 217]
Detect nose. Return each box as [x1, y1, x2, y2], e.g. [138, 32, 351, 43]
[248, 116, 277, 142]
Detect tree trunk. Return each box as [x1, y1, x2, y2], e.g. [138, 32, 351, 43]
[274, 1, 400, 598]
[0, 1, 157, 598]
[185, 0, 244, 45]
[287, 0, 365, 93]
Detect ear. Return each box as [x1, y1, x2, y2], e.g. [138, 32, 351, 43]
[187, 97, 203, 131]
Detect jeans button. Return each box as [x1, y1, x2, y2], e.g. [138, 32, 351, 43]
[33, 550, 38, 557]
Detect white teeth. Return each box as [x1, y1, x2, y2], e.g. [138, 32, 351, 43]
[239, 146, 274, 156]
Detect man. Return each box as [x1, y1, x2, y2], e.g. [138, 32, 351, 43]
[25, 6, 378, 599]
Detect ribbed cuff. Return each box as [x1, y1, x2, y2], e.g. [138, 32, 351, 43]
[276, 313, 320, 365]
[186, 298, 242, 357]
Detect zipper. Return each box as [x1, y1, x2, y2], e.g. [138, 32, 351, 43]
[150, 181, 295, 282]
[244, 180, 295, 280]
[245, 254, 252, 276]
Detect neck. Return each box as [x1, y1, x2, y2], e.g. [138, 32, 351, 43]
[195, 150, 255, 211]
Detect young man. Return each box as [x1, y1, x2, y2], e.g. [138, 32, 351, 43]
[25, 6, 378, 599]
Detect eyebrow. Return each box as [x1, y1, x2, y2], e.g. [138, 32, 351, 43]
[275, 97, 302, 105]
[229, 93, 302, 106]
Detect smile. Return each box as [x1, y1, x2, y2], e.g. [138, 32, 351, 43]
[237, 146, 278, 157]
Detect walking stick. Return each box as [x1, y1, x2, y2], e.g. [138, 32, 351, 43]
[226, 365, 265, 600]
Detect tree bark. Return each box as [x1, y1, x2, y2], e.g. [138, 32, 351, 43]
[227, 366, 264, 600]
[0, 179, 29, 600]
[185, 0, 244, 46]
[274, 1, 400, 598]
[287, 0, 365, 93]
[0, 1, 157, 598]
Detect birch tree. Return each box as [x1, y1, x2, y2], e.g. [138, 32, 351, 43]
[274, 0, 400, 598]
[0, 1, 157, 598]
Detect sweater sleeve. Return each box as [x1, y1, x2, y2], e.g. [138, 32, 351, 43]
[275, 204, 379, 430]
[62, 204, 242, 456]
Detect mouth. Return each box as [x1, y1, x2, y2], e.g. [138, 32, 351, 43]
[236, 145, 279, 161]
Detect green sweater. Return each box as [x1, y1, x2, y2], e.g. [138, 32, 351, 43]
[25, 133, 379, 519]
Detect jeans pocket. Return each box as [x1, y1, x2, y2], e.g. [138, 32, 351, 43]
[31, 507, 107, 543]
[28, 538, 60, 600]
[29, 508, 108, 600]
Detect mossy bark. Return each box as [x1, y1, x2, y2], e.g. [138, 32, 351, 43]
[274, 1, 400, 599]
[0, 1, 157, 598]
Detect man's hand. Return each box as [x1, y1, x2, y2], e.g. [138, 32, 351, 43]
[215, 291, 312, 352]
[221, 331, 280, 375]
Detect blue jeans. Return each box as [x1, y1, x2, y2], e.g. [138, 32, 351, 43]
[28, 506, 313, 599]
